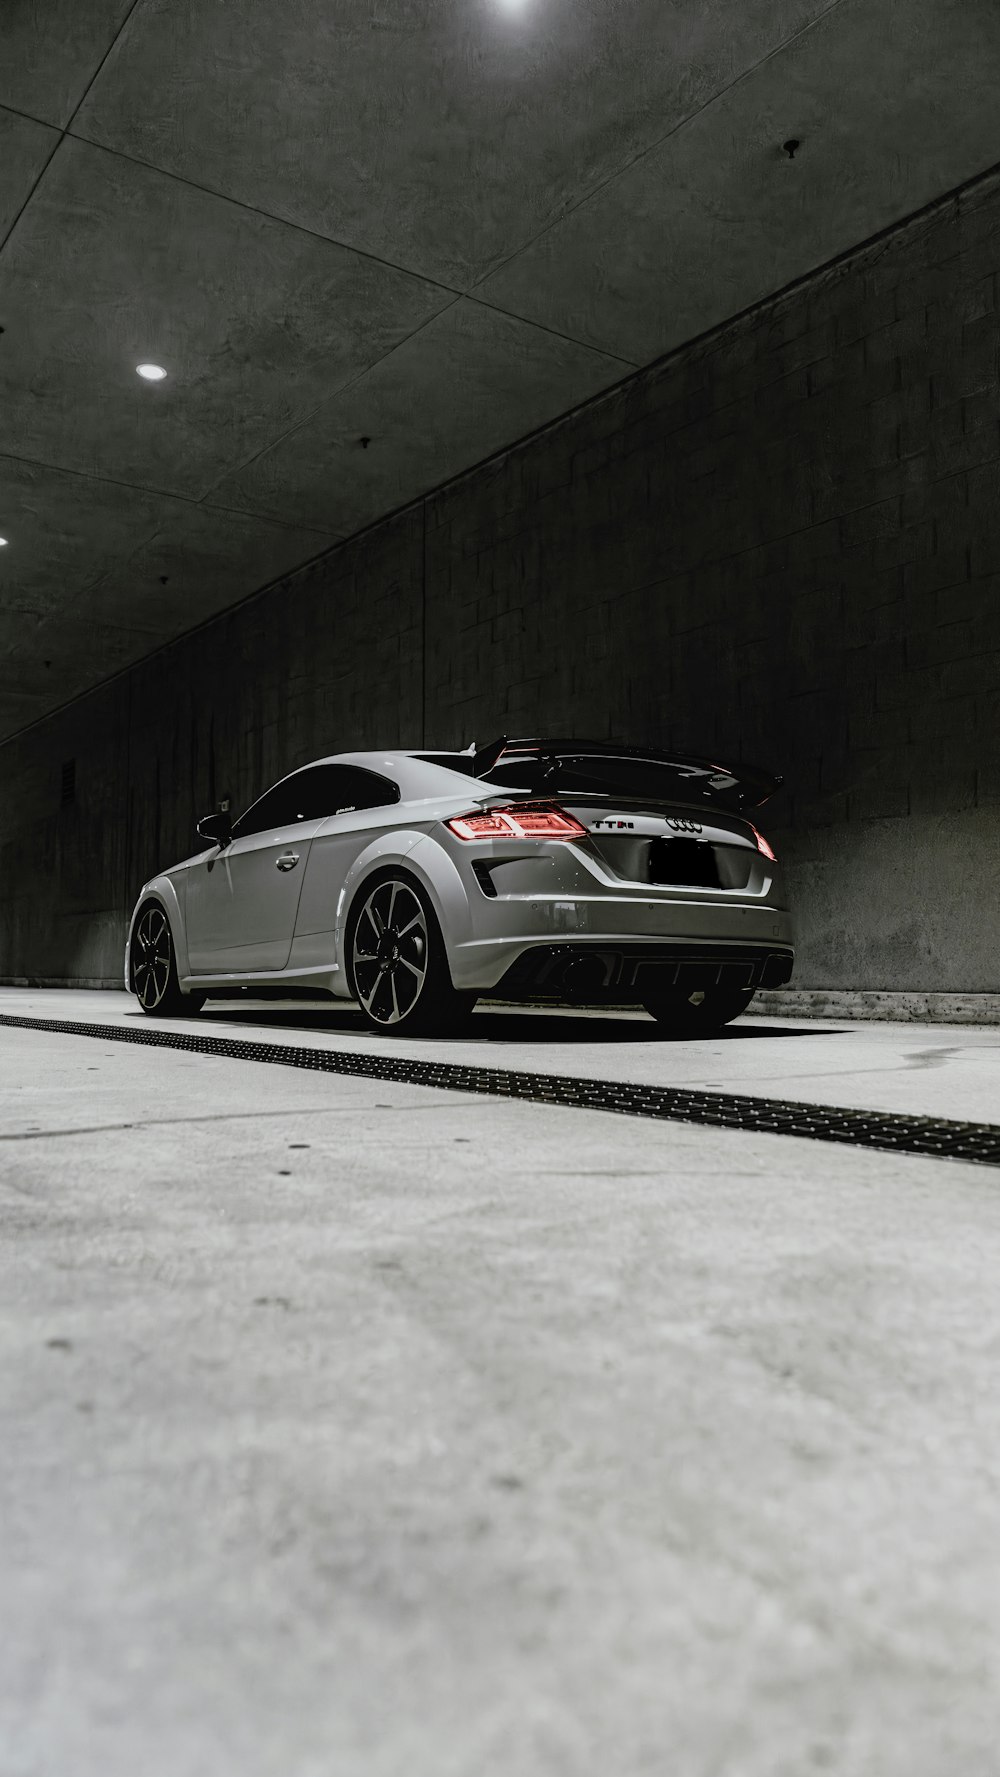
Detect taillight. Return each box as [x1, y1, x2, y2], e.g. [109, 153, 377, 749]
[750, 824, 777, 862]
[446, 803, 588, 841]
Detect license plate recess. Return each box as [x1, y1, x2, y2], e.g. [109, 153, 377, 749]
[648, 836, 721, 888]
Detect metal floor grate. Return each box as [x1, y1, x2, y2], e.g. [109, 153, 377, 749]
[1, 1011, 999, 1167]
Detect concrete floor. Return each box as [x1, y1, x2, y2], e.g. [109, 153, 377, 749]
[5, 985, 1000, 1120]
[2, 990, 999, 1776]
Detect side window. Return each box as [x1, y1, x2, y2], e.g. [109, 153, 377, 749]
[327, 766, 400, 816]
[232, 778, 305, 838]
[233, 767, 331, 838]
[233, 765, 399, 837]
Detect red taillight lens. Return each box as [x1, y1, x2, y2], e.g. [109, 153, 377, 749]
[446, 811, 514, 839]
[446, 803, 588, 841]
[750, 824, 777, 862]
[508, 805, 588, 839]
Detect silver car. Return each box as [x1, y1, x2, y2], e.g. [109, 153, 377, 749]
[125, 736, 794, 1035]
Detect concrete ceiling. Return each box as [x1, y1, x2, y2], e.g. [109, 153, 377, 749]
[1, 0, 999, 739]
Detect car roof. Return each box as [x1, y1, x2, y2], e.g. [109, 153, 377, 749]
[278, 750, 483, 798]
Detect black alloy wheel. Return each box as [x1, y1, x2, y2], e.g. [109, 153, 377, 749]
[131, 904, 206, 1017]
[641, 982, 756, 1036]
[349, 873, 475, 1036]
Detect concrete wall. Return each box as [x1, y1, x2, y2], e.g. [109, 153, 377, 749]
[3, 169, 1000, 992]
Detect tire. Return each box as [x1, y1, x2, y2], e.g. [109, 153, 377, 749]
[347, 871, 476, 1036]
[130, 903, 207, 1017]
[641, 981, 755, 1036]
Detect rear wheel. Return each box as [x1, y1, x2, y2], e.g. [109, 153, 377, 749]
[131, 903, 206, 1017]
[642, 982, 755, 1035]
[348, 872, 476, 1036]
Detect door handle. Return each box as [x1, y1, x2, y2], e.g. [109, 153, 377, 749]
[275, 852, 300, 871]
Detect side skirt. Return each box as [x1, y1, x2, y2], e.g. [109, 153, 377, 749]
[180, 962, 346, 998]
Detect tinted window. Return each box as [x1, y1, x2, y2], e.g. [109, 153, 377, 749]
[232, 778, 309, 837]
[321, 766, 400, 817]
[233, 765, 398, 837]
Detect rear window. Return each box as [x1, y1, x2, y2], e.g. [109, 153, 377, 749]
[488, 750, 772, 810]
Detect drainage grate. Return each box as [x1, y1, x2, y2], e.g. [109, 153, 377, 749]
[1, 1011, 999, 1168]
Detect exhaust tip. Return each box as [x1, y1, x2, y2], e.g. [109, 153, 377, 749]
[561, 955, 608, 1000]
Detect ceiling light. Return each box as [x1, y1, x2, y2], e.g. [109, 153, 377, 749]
[0, 537, 7, 547]
[136, 362, 168, 381]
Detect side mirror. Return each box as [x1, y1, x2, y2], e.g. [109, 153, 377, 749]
[196, 811, 232, 847]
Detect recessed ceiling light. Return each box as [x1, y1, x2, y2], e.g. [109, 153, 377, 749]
[136, 363, 168, 381]
[0, 536, 8, 547]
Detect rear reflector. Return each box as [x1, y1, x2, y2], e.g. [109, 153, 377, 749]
[446, 803, 588, 841]
[750, 824, 777, 862]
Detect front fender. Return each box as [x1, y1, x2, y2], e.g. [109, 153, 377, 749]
[124, 875, 190, 989]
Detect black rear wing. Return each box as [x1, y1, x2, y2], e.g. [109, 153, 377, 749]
[470, 737, 783, 811]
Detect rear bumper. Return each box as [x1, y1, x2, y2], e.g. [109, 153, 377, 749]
[483, 940, 794, 1003]
[446, 889, 794, 994]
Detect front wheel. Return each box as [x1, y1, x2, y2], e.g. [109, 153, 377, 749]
[130, 904, 206, 1017]
[348, 873, 476, 1036]
[641, 982, 755, 1036]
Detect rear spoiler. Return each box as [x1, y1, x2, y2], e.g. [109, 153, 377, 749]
[472, 735, 510, 778]
[472, 736, 783, 810]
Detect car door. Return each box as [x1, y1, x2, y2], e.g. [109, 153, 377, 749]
[185, 767, 335, 974]
[288, 766, 404, 969]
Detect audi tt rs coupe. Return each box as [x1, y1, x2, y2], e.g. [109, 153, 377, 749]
[126, 737, 794, 1035]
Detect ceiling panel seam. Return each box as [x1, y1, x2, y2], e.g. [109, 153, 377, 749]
[0, 98, 63, 132]
[467, 0, 854, 298]
[0, 0, 146, 254]
[58, 0, 854, 312]
[0, 447, 335, 533]
[0, 126, 60, 259]
[63, 0, 148, 134]
[190, 293, 465, 507]
[62, 127, 463, 298]
[0, 115, 636, 497]
[0, 0, 860, 385]
[55, 125, 642, 373]
[192, 296, 636, 509]
[10, 121, 996, 543]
